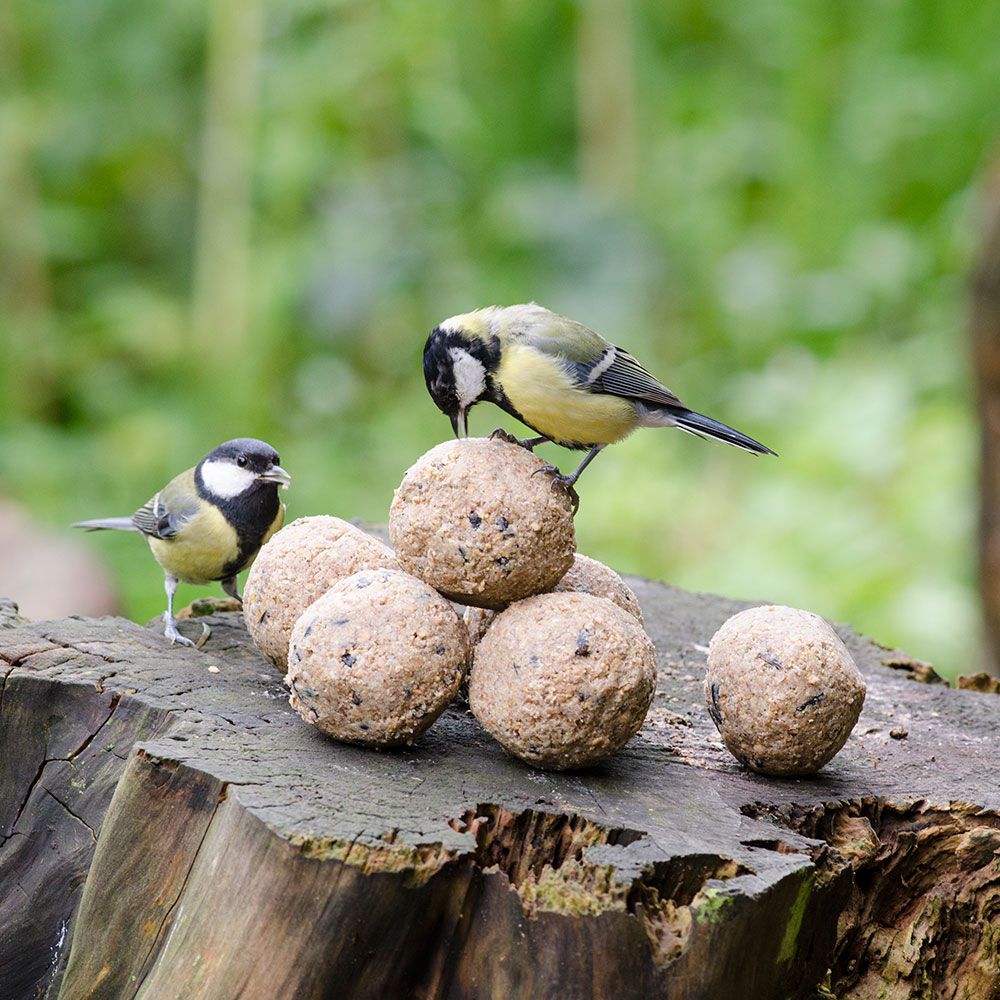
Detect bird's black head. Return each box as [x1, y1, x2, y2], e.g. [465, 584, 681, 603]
[423, 322, 500, 438]
[197, 438, 291, 501]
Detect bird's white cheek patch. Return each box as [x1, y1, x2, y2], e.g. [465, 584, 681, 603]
[200, 460, 257, 498]
[449, 348, 486, 407]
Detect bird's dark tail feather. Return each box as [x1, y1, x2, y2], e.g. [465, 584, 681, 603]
[72, 517, 140, 532]
[669, 408, 776, 457]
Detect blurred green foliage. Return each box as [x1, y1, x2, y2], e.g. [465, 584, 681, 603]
[2, 0, 999, 679]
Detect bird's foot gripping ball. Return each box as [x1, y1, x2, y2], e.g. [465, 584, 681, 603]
[389, 438, 576, 610]
[243, 516, 399, 671]
[488, 427, 546, 451]
[530, 464, 581, 513]
[704, 605, 866, 776]
[287, 568, 468, 747]
[488, 428, 522, 446]
[469, 592, 656, 771]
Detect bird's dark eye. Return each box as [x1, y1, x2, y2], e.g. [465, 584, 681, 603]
[237, 455, 247, 467]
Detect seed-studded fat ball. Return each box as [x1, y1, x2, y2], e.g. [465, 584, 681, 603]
[463, 552, 643, 645]
[243, 516, 399, 671]
[287, 568, 468, 747]
[389, 438, 575, 610]
[469, 592, 656, 770]
[557, 553, 644, 624]
[705, 604, 866, 776]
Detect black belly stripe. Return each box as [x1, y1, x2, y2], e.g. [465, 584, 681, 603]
[220, 493, 282, 579]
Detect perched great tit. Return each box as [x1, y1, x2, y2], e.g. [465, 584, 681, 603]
[423, 303, 775, 499]
[74, 438, 290, 647]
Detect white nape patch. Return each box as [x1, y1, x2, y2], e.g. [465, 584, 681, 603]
[448, 347, 487, 407]
[438, 315, 467, 334]
[440, 306, 500, 335]
[200, 459, 257, 499]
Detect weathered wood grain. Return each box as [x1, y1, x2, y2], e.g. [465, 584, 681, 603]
[0, 578, 997, 1000]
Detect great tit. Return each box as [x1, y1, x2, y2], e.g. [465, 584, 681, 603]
[423, 303, 775, 499]
[74, 438, 290, 647]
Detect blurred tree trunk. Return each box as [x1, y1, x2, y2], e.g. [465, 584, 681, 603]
[191, 0, 263, 368]
[971, 158, 1000, 677]
[574, 0, 636, 203]
[0, 3, 56, 422]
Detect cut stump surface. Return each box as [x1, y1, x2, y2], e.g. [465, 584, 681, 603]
[0, 582, 997, 1000]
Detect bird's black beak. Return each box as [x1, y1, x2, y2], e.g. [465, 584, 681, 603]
[257, 464, 291, 489]
[450, 408, 468, 439]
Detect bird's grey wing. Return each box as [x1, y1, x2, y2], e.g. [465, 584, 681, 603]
[130, 495, 176, 538]
[585, 348, 684, 408]
[514, 308, 685, 407]
[516, 311, 612, 365]
[131, 468, 198, 539]
[516, 311, 684, 407]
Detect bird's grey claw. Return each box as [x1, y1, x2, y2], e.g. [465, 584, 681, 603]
[166, 628, 196, 648]
[531, 465, 581, 513]
[491, 429, 546, 452]
[489, 428, 520, 445]
[559, 481, 581, 514]
[164, 619, 210, 649]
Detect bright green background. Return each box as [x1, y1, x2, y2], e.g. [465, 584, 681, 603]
[3, 0, 999, 680]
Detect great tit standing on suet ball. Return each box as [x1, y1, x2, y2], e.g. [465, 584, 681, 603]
[74, 438, 290, 647]
[423, 304, 775, 503]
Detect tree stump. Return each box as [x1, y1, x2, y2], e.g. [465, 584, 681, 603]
[0, 579, 998, 1000]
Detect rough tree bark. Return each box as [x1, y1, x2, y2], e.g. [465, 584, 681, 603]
[971, 156, 1000, 677]
[0, 580, 997, 1000]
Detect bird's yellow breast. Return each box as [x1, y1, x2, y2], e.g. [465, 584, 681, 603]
[496, 343, 638, 447]
[147, 504, 241, 585]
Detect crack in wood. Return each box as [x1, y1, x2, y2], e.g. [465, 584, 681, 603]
[1, 693, 121, 844]
[0, 666, 12, 722]
[738, 837, 817, 858]
[67, 694, 121, 761]
[41, 787, 97, 843]
[2, 755, 53, 844]
[94, 671, 117, 694]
